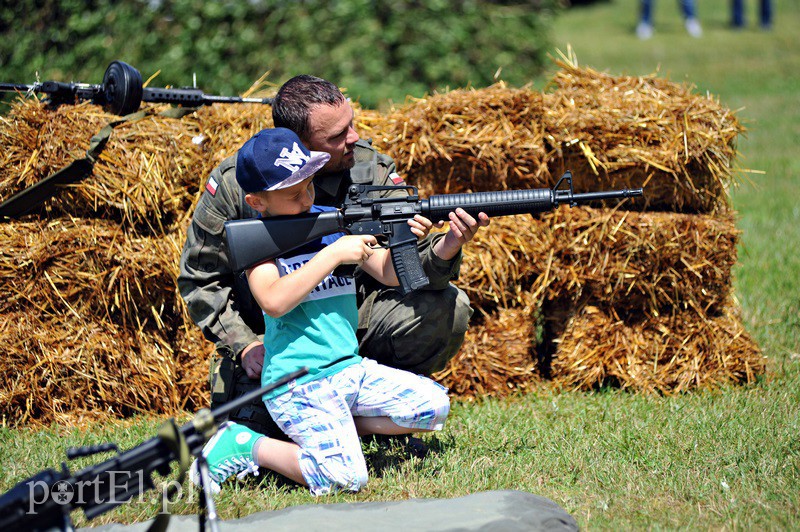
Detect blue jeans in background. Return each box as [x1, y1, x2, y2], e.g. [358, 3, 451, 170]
[640, 0, 698, 25]
[732, 0, 773, 28]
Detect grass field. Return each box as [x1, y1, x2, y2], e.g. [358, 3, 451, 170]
[1, 0, 798, 529]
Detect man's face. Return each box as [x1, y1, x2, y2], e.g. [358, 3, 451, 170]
[303, 102, 360, 174]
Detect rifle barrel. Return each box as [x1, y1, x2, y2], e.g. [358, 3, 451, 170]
[422, 187, 643, 221]
[141, 87, 274, 107]
[0, 83, 33, 92]
[199, 94, 275, 105]
[565, 188, 644, 203]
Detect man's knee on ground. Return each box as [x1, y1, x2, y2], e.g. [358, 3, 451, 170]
[361, 284, 473, 374]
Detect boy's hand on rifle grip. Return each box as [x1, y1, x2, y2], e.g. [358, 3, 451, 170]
[327, 234, 379, 265]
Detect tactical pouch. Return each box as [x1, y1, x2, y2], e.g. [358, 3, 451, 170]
[209, 344, 236, 411]
[208, 343, 287, 440]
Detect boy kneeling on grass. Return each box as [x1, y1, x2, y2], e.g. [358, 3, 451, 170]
[190, 127, 482, 495]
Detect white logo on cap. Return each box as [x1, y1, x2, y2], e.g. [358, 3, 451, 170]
[275, 142, 310, 172]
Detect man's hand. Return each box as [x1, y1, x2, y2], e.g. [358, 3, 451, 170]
[408, 214, 434, 240]
[241, 340, 265, 379]
[432, 208, 490, 261]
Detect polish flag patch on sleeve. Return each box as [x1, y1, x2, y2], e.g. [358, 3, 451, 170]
[388, 172, 405, 185]
[205, 176, 219, 196]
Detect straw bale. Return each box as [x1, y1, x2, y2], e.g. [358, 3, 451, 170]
[0, 218, 187, 333]
[191, 103, 273, 170]
[0, 63, 760, 422]
[458, 207, 739, 318]
[543, 57, 742, 214]
[357, 62, 742, 216]
[456, 216, 545, 311]
[540, 206, 739, 318]
[358, 83, 548, 197]
[0, 100, 206, 233]
[549, 303, 765, 394]
[434, 296, 541, 399]
[0, 311, 211, 427]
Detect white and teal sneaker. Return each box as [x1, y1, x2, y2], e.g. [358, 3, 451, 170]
[190, 421, 262, 493]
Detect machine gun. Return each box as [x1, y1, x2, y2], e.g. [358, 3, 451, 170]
[0, 59, 275, 220]
[224, 171, 644, 295]
[0, 367, 307, 532]
[0, 60, 274, 116]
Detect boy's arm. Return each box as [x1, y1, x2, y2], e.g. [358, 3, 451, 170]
[360, 247, 399, 287]
[247, 235, 380, 317]
[247, 255, 339, 318]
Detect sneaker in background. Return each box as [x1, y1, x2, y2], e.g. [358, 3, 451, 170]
[636, 21, 654, 40]
[685, 18, 703, 38]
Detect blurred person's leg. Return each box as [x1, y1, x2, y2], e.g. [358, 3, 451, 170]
[637, 0, 655, 39]
[760, 0, 773, 28]
[732, 0, 745, 27]
[681, 0, 702, 37]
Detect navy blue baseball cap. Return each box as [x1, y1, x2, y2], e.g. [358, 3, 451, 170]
[236, 127, 330, 193]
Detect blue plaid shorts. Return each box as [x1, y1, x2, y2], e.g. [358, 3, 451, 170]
[264, 358, 449, 495]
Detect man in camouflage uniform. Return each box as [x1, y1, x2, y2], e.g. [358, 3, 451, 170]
[178, 75, 485, 440]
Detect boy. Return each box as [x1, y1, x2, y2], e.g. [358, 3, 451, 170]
[191, 128, 455, 495]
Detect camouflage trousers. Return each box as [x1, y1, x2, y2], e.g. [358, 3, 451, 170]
[356, 282, 473, 375]
[210, 283, 473, 438]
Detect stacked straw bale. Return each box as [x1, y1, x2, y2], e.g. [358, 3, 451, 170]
[0, 102, 237, 426]
[364, 59, 740, 215]
[542, 61, 739, 214]
[0, 102, 206, 233]
[0, 58, 764, 426]
[0, 217, 209, 425]
[359, 56, 762, 398]
[356, 85, 549, 196]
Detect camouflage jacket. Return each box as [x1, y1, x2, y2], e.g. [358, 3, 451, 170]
[177, 139, 462, 358]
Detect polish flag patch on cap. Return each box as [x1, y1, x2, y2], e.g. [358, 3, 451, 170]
[389, 172, 405, 185]
[205, 176, 219, 196]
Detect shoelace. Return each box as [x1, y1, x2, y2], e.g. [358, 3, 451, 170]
[236, 461, 260, 480]
[210, 456, 260, 483]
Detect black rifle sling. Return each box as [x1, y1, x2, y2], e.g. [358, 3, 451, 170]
[147, 418, 191, 532]
[0, 110, 148, 220]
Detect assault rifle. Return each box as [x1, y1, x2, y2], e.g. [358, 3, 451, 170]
[1, 60, 273, 116]
[224, 171, 644, 295]
[0, 367, 307, 532]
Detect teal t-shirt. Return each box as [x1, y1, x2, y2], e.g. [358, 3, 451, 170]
[260, 205, 362, 398]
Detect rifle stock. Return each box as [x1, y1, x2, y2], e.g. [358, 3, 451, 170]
[225, 210, 344, 272]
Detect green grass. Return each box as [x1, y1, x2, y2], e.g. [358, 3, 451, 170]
[2, 0, 799, 529]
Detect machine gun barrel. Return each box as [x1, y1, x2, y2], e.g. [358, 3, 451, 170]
[1, 60, 273, 116]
